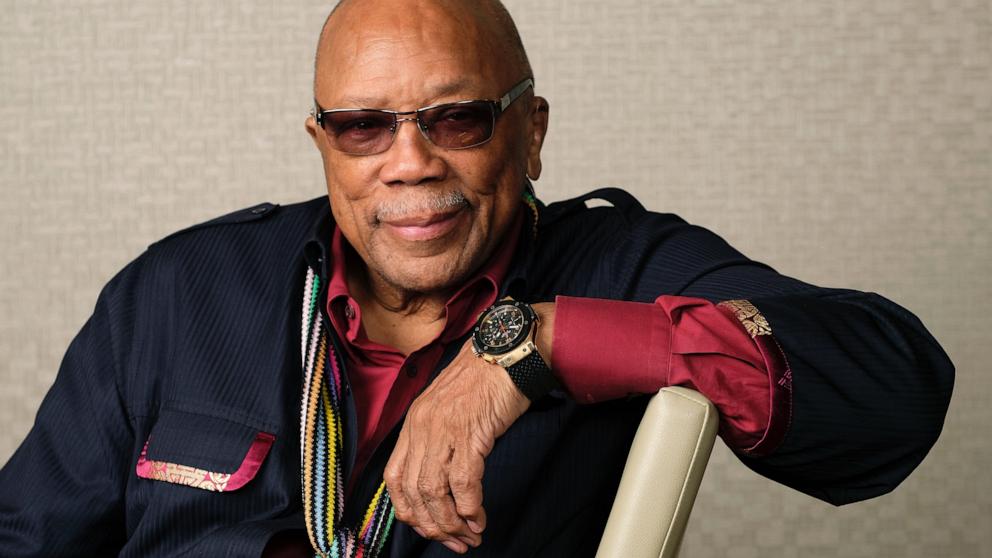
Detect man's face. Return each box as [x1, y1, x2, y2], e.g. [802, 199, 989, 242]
[307, 3, 548, 296]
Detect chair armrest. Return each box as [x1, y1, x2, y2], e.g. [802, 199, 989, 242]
[595, 387, 719, 558]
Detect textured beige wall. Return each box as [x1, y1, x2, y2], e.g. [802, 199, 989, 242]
[1, 1, 989, 556]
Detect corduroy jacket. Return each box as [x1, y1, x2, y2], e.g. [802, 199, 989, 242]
[0, 188, 954, 557]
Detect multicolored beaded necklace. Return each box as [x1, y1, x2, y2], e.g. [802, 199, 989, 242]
[299, 192, 540, 557]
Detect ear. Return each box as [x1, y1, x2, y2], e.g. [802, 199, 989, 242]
[305, 113, 321, 149]
[525, 96, 550, 181]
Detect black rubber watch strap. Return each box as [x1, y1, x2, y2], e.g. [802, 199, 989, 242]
[507, 351, 560, 401]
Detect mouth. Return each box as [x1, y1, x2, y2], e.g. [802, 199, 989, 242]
[379, 206, 467, 242]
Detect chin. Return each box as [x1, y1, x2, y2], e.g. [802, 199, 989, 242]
[375, 251, 479, 295]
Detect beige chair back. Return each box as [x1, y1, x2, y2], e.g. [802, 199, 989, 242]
[596, 387, 719, 558]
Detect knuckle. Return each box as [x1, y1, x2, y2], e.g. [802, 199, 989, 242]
[454, 495, 479, 515]
[448, 471, 473, 491]
[384, 468, 402, 488]
[417, 479, 447, 499]
[455, 503, 477, 518]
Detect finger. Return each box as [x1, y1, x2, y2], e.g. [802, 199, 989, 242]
[418, 443, 481, 548]
[384, 429, 415, 526]
[403, 420, 449, 543]
[449, 446, 487, 535]
[422, 483, 478, 550]
[442, 539, 469, 554]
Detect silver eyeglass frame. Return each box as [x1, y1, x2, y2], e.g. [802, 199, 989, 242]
[310, 77, 535, 154]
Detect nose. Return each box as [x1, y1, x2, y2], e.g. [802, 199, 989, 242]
[377, 118, 447, 187]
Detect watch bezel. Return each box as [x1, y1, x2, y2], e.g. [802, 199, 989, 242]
[471, 300, 537, 357]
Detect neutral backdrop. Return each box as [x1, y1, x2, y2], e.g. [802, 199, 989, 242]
[1, 1, 989, 556]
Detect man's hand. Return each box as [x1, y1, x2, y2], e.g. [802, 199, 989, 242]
[383, 340, 530, 554]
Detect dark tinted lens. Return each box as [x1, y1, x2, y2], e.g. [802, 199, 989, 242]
[321, 110, 395, 154]
[421, 102, 495, 148]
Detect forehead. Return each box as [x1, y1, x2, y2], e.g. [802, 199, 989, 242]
[316, 1, 510, 107]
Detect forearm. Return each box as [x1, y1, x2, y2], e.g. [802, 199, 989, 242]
[541, 286, 953, 505]
[542, 295, 781, 453]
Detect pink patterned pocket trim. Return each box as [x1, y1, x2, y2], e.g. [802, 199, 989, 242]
[136, 432, 275, 492]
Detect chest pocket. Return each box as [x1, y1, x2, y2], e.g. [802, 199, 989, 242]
[135, 407, 275, 493]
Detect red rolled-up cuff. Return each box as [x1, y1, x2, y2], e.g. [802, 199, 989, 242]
[551, 294, 792, 455]
[552, 296, 671, 404]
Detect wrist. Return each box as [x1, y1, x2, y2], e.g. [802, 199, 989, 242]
[531, 302, 555, 365]
[471, 299, 558, 401]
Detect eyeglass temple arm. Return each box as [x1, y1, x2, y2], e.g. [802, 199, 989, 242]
[499, 78, 535, 112]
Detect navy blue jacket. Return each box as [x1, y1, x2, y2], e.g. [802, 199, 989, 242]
[0, 189, 954, 557]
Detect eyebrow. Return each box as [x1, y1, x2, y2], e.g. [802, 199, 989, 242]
[331, 78, 481, 109]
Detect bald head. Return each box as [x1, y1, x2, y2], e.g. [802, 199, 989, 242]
[314, 0, 533, 98]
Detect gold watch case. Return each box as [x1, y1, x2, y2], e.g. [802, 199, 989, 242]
[471, 300, 542, 368]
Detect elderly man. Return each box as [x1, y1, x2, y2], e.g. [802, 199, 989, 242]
[0, 0, 953, 557]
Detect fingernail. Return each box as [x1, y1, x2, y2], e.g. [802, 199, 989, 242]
[413, 527, 426, 538]
[467, 520, 483, 534]
[443, 540, 466, 553]
[460, 535, 479, 548]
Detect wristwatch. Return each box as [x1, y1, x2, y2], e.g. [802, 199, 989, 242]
[471, 299, 560, 401]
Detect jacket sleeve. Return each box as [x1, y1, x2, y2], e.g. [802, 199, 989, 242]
[0, 258, 142, 556]
[610, 202, 954, 506]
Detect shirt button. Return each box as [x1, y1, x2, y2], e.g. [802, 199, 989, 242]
[404, 364, 418, 378]
[344, 304, 355, 319]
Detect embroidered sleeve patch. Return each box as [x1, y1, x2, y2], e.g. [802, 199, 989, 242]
[136, 431, 275, 492]
[717, 299, 772, 338]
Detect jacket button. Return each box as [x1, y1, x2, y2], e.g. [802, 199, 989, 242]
[250, 205, 269, 215]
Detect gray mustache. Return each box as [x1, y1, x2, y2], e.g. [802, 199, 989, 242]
[375, 191, 468, 221]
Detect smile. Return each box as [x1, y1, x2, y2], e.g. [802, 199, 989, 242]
[379, 207, 467, 242]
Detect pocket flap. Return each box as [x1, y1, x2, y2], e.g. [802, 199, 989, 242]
[136, 408, 275, 492]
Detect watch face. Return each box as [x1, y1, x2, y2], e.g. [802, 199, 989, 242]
[475, 303, 531, 355]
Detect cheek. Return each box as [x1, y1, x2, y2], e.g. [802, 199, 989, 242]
[449, 145, 525, 200]
[322, 155, 381, 245]
[324, 154, 374, 200]
[453, 147, 527, 233]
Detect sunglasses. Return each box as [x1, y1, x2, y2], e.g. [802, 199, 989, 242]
[312, 78, 534, 156]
